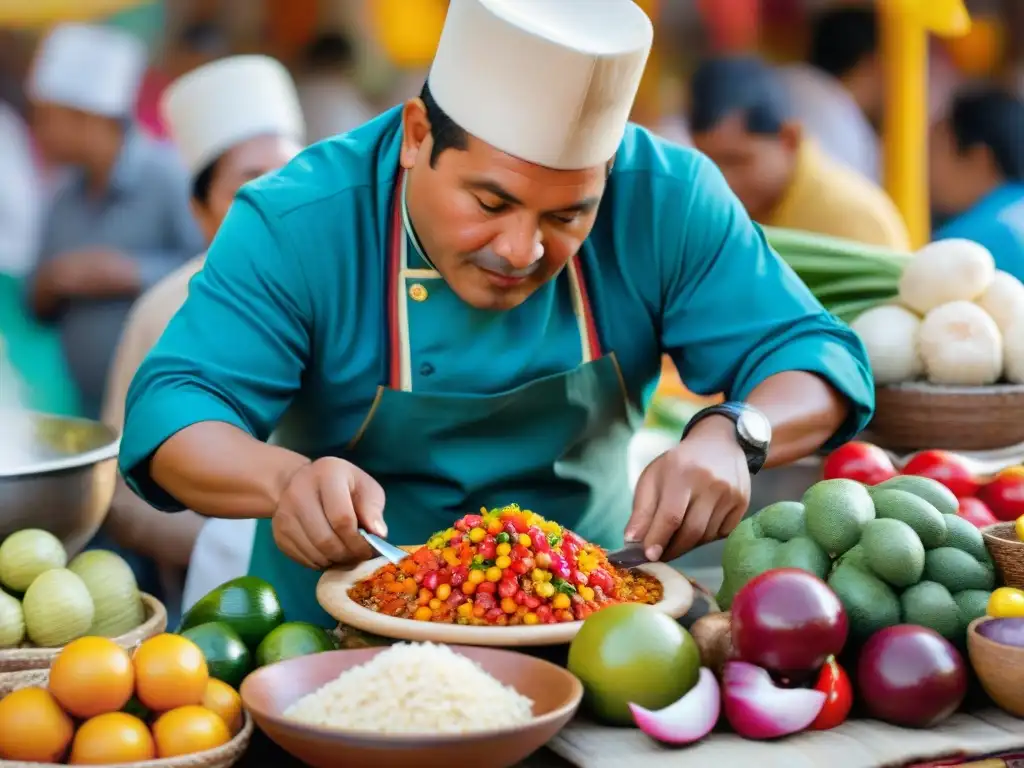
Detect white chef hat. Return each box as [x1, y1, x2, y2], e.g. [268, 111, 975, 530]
[428, 0, 653, 171]
[27, 23, 146, 118]
[160, 55, 306, 177]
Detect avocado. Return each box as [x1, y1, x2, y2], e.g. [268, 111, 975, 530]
[941, 514, 993, 565]
[772, 536, 830, 579]
[872, 475, 960, 517]
[870, 489, 947, 549]
[756, 501, 807, 542]
[803, 479, 875, 556]
[827, 562, 901, 641]
[180, 575, 284, 651]
[901, 581, 962, 640]
[181, 621, 252, 689]
[833, 543, 869, 573]
[729, 538, 780, 587]
[722, 517, 763, 565]
[255, 621, 339, 668]
[924, 547, 996, 593]
[860, 518, 926, 588]
[952, 589, 992, 636]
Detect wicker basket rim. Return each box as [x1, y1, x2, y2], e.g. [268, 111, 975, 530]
[0, 592, 165, 662]
[877, 382, 1024, 396]
[982, 522, 1023, 545]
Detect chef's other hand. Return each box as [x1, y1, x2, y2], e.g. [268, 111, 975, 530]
[625, 416, 751, 563]
[272, 457, 387, 570]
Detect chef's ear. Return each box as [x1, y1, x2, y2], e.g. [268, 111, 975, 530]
[778, 121, 802, 154]
[400, 97, 431, 169]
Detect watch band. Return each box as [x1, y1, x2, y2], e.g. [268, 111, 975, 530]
[680, 401, 771, 475]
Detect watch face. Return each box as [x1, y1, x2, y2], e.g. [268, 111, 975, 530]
[738, 409, 772, 447]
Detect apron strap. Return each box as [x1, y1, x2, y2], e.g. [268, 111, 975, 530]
[386, 168, 604, 391]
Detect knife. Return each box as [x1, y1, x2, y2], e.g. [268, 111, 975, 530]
[604, 541, 652, 569]
[358, 529, 408, 565]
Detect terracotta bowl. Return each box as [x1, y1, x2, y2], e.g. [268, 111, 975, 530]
[967, 616, 1024, 718]
[239, 646, 583, 768]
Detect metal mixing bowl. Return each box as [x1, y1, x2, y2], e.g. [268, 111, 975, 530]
[0, 411, 119, 556]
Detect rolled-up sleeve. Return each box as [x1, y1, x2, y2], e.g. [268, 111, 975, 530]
[660, 155, 875, 449]
[119, 191, 312, 510]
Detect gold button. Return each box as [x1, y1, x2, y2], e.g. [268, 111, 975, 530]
[409, 283, 429, 302]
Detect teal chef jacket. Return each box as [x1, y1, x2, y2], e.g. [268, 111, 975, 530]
[119, 107, 875, 625]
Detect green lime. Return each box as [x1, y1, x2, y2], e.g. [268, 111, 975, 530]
[180, 576, 284, 650]
[255, 621, 339, 668]
[181, 621, 252, 689]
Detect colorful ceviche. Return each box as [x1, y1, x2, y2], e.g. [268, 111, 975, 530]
[348, 504, 663, 626]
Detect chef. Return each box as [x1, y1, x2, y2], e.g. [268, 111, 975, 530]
[101, 55, 306, 619]
[121, 0, 874, 626]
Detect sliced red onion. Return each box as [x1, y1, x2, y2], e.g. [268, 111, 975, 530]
[723, 661, 826, 740]
[629, 668, 720, 745]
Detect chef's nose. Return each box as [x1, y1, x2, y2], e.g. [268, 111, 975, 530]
[492, 218, 544, 270]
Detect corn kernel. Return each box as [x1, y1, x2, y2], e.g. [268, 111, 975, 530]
[501, 597, 518, 614]
[532, 568, 550, 583]
[579, 586, 595, 601]
[468, 569, 485, 584]
[495, 555, 512, 569]
[552, 592, 571, 610]
[535, 582, 556, 599]
[443, 529, 457, 541]
[461, 581, 476, 595]
[413, 606, 433, 621]
[468, 527, 486, 543]
[428, 598, 442, 610]
[518, 533, 532, 547]
[485, 566, 503, 582]
[496, 542, 512, 557]
[523, 612, 540, 625]
[435, 583, 452, 600]
[457, 602, 473, 617]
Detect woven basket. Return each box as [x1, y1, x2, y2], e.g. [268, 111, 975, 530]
[967, 616, 1024, 718]
[982, 522, 1024, 589]
[871, 382, 1024, 452]
[0, 668, 253, 768]
[0, 593, 167, 673]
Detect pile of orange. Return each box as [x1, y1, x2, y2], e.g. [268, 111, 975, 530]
[0, 633, 244, 764]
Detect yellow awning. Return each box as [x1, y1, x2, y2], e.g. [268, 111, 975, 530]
[0, 0, 149, 28]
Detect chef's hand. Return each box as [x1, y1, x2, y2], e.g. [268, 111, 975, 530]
[272, 457, 387, 570]
[625, 416, 751, 563]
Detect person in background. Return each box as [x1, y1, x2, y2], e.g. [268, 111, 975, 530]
[930, 88, 1024, 279]
[781, 5, 883, 183]
[25, 23, 204, 422]
[690, 56, 910, 250]
[296, 32, 375, 142]
[0, 99, 41, 278]
[101, 55, 305, 620]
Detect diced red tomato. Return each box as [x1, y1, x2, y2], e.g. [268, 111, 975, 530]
[450, 566, 469, 587]
[422, 571, 440, 591]
[529, 528, 550, 551]
[478, 540, 497, 560]
[498, 579, 518, 599]
[510, 560, 529, 575]
[589, 569, 614, 593]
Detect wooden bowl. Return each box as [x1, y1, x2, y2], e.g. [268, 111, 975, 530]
[0, 592, 168, 672]
[981, 523, 1024, 589]
[317, 559, 693, 646]
[239, 646, 583, 768]
[0, 667, 254, 768]
[967, 616, 1024, 718]
[871, 382, 1024, 452]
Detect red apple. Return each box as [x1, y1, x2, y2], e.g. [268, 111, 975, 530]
[901, 450, 980, 498]
[822, 441, 897, 485]
[977, 471, 1024, 522]
[957, 497, 999, 528]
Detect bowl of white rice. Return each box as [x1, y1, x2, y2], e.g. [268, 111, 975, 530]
[240, 641, 583, 768]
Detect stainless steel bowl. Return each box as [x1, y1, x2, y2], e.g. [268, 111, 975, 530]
[0, 411, 119, 556]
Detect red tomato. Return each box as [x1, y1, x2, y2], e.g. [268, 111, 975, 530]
[901, 450, 980, 498]
[822, 441, 897, 485]
[977, 471, 1024, 522]
[810, 656, 853, 730]
[957, 497, 999, 529]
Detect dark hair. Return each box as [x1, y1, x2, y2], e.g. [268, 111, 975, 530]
[949, 88, 1024, 182]
[420, 81, 468, 167]
[305, 33, 355, 71]
[178, 21, 229, 57]
[809, 6, 878, 79]
[689, 56, 791, 134]
[190, 155, 222, 205]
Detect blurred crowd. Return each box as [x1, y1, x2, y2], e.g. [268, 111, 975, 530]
[1, 0, 1024, 622]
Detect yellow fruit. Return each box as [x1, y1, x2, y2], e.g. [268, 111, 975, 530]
[152, 706, 232, 758]
[0, 687, 75, 762]
[50, 636, 135, 718]
[133, 633, 209, 712]
[1016, 514, 1024, 543]
[988, 587, 1024, 618]
[69, 712, 156, 765]
[201, 679, 244, 735]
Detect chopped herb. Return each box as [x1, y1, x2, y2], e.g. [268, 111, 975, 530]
[547, 532, 562, 547]
[553, 578, 577, 595]
[495, 532, 511, 544]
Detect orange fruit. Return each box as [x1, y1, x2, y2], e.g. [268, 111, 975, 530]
[133, 633, 209, 712]
[69, 712, 156, 765]
[152, 706, 232, 758]
[50, 636, 135, 718]
[0, 687, 75, 762]
[201, 679, 244, 735]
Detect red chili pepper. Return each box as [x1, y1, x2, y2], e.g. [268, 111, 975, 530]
[810, 656, 853, 731]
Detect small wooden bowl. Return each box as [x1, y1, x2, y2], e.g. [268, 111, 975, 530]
[0, 667, 254, 768]
[981, 523, 1024, 589]
[0, 592, 167, 673]
[967, 616, 1024, 718]
[240, 646, 583, 768]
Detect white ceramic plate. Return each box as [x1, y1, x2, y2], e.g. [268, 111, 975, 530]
[317, 558, 694, 647]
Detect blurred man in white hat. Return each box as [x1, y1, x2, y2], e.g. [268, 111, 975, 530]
[100, 55, 305, 620]
[121, 0, 874, 626]
[25, 23, 203, 420]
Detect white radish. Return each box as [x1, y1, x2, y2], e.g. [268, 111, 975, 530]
[850, 305, 923, 384]
[977, 270, 1024, 333]
[918, 301, 1003, 386]
[899, 239, 995, 315]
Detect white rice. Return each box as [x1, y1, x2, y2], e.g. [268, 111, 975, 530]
[284, 642, 535, 734]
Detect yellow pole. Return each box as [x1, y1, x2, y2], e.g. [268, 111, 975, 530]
[879, 0, 971, 249]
